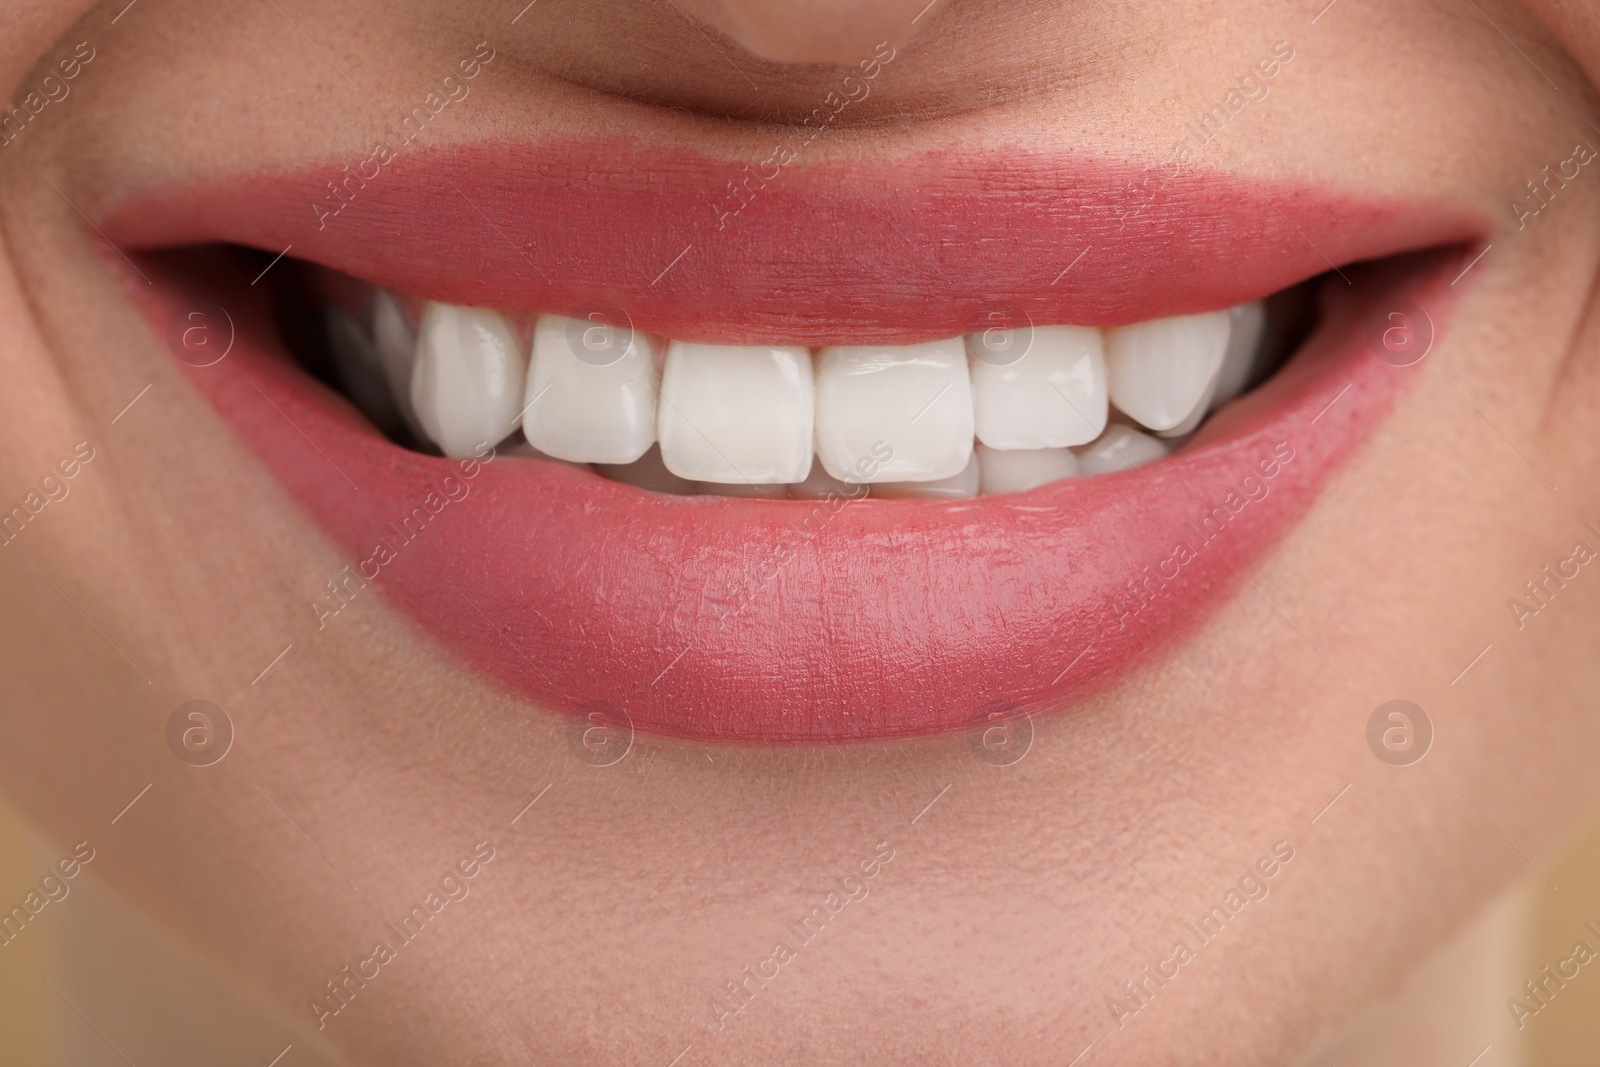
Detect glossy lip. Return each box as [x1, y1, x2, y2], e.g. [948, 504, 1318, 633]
[103, 144, 1473, 743]
[104, 139, 1474, 344]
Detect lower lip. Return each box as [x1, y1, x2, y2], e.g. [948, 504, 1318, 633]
[134, 250, 1456, 743]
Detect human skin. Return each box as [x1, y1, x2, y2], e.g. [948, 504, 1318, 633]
[2, 0, 1600, 1063]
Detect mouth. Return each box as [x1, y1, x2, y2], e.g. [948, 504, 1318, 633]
[104, 140, 1474, 743]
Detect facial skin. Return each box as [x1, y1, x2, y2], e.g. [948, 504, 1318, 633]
[2, 0, 1600, 1063]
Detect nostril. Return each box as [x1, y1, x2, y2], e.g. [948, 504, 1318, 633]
[672, 0, 937, 65]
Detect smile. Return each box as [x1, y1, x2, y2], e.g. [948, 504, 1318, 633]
[105, 140, 1475, 742]
[311, 276, 1279, 495]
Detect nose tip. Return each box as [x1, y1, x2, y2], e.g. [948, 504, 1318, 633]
[675, 0, 938, 64]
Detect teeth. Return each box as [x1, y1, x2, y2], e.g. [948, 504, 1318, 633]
[593, 444, 697, 495]
[371, 290, 423, 435]
[1104, 310, 1231, 433]
[1074, 423, 1170, 475]
[1155, 378, 1220, 439]
[1156, 301, 1268, 438]
[871, 454, 980, 499]
[409, 302, 525, 458]
[786, 461, 864, 500]
[658, 342, 815, 484]
[1211, 300, 1268, 407]
[815, 339, 974, 483]
[523, 314, 659, 465]
[969, 325, 1107, 448]
[697, 480, 790, 498]
[326, 307, 403, 432]
[501, 438, 591, 470]
[345, 288, 1278, 498]
[976, 444, 1079, 494]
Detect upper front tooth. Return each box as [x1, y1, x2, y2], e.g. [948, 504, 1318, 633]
[409, 302, 525, 458]
[1211, 300, 1268, 407]
[814, 338, 974, 483]
[658, 342, 814, 484]
[523, 314, 659, 465]
[968, 325, 1107, 448]
[787, 459, 862, 500]
[1104, 310, 1231, 432]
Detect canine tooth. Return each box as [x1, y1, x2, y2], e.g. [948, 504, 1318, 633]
[1157, 301, 1270, 438]
[871, 454, 980, 499]
[815, 339, 974, 482]
[1105, 310, 1231, 432]
[594, 444, 697, 495]
[787, 460, 863, 500]
[1156, 379, 1219, 439]
[1211, 301, 1269, 406]
[976, 444, 1079, 495]
[524, 314, 659, 464]
[409, 302, 525, 458]
[968, 325, 1107, 448]
[658, 342, 814, 484]
[1075, 424, 1170, 475]
[326, 307, 402, 431]
[371, 289, 423, 434]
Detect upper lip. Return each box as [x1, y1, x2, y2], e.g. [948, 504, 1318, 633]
[101, 141, 1478, 743]
[102, 139, 1478, 344]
